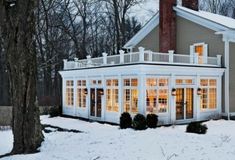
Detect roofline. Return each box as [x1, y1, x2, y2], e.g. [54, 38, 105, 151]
[123, 6, 235, 48]
[59, 63, 224, 73]
[123, 12, 159, 49]
[174, 6, 232, 31]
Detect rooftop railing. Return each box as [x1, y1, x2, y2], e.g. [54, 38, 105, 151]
[63, 47, 222, 70]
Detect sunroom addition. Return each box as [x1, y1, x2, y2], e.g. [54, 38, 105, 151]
[60, 47, 224, 124]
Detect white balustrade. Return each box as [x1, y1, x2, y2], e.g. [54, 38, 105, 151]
[63, 47, 222, 70]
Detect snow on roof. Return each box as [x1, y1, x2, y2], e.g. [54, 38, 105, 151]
[176, 5, 235, 30]
[124, 5, 235, 48]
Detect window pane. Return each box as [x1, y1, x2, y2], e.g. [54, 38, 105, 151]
[200, 79, 208, 86]
[77, 80, 81, 86]
[159, 79, 168, 86]
[124, 89, 130, 112]
[113, 79, 118, 86]
[146, 89, 157, 113]
[106, 80, 111, 86]
[124, 79, 130, 86]
[201, 88, 208, 109]
[146, 78, 157, 87]
[209, 88, 216, 109]
[131, 79, 138, 86]
[158, 89, 168, 113]
[176, 79, 183, 85]
[106, 89, 112, 111]
[209, 79, 216, 86]
[131, 89, 138, 113]
[82, 80, 86, 86]
[98, 80, 102, 85]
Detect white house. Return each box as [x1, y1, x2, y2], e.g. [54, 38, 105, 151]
[59, 0, 235, 124]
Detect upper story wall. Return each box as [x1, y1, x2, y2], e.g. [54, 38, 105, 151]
[229, 42, 235, 112]
[133, 15, 225, 62]
[176, 16, 224, 57]
[133, 26, 159, 52]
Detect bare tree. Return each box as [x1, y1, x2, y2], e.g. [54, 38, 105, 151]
[0, 0, 43, 154]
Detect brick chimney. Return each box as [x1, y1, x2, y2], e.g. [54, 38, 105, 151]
[159, 0, 176, 53]
[182, 0, 199, 11]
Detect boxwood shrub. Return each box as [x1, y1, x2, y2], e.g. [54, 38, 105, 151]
[186, 121, 208, 134]
[133, 114, 147, 130]
[146, 114, 158, 128]
[120, 112, 132, 129]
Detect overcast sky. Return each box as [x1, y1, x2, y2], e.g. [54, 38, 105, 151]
[129, 0, 159, 24]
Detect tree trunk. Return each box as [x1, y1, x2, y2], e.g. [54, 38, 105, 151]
[0, 0, 44, 154]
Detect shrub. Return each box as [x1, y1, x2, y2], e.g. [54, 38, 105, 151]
[120, 112, 132, 129]
[133, 114, 147, 130]
[146, 114, 158, 128]
[186, 122, 208, 134]
[49, 107, 60, 118]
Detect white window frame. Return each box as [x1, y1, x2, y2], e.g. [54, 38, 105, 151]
[123, 77, 139, 114]
[145, 77, 169, 114]
[76, 80, 87, 109]
[106, 79, 119, 112]
[190, 42, 208, 64]
[65, 80, 74, 107]
[200, 78, 218, 111]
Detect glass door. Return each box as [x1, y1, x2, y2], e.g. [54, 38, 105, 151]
[186, 88, 194, 119]
[90, 88, 102, 118]
[96, 89, 102, 117]
[90, 88, 96, 116]
[176, 88, 184, 120]
[176, 88, 194, 120]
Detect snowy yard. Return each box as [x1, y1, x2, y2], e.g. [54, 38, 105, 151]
[1, 116, 235, 160]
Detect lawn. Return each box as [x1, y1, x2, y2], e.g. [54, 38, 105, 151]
[1, 116, 235, 160]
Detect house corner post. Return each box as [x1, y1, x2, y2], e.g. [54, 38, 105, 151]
[138, 47, 145, 62]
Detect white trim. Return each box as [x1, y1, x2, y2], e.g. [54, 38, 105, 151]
[191, 42, 208, 64]
[123, 13, 159, 49]
[174, 6, 230, 32]
[224, 39, 230, 119]
[123, 6, 235, 49]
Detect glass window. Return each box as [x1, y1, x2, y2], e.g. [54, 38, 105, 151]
[176, 79, 194, 85]
[146, 78, 157, 87]
[194, 44, 205, 64]
[123, 78, 138, 114]
[77, 80, 86, 108]
[65, 80, 74, 106]
[146, 78, 168, 114]
[200, 79, 217, 110]
[106, 79, 119, 112]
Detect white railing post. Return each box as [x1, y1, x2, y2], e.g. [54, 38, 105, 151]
[74, 57, 79, 68]
[149, 51, 153, 62]
[190, 54, 194, 64]
[217, 55, 222, 67]
[138, 47, 145, 62]
[119, 50, 125, 64]
[102, 52, 108, 65]
[63, 59, 67, 69]
[194, 53, 199, 64]
[86, 55, 92, 67]
[168, 50, 174, 63]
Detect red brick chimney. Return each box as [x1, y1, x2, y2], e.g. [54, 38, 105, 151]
[182, 0, 199, 11]
[159, 0, 176, 53]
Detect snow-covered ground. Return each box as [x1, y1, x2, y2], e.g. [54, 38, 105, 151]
[1, 116, 235, 160]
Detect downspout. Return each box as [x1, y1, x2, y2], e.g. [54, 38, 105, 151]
[224, 38, 230, 120]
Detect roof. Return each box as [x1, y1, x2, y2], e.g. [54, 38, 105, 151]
[124, 5, 235, 48]
[176, 6, 235, 30]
